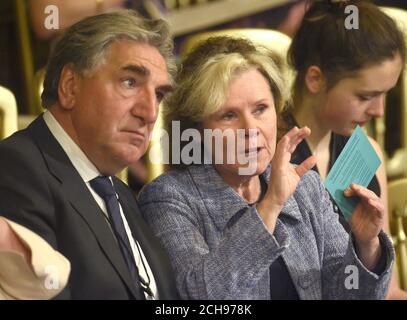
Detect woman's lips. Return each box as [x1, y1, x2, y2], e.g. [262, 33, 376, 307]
[354, 121, 369, 127]
[244, 147, 264, 155]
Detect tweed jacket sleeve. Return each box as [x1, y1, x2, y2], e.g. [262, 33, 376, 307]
[311, 170, 394, 299]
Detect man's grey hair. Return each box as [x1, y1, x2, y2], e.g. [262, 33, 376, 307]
[41, 9, 176, 108]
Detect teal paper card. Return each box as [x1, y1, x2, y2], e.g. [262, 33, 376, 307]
[324, 126, 381, 220]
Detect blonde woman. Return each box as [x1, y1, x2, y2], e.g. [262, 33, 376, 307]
[139, 37, 394, 300]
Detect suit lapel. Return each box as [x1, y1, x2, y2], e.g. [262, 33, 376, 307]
[27, 116, 139, 298]
[114, 178, 177, 299]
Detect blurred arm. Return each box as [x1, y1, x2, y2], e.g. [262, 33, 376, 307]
[28, 0, 126, 40]
[0, 217, 70, 300]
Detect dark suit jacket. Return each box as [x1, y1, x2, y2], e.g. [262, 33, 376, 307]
[0, 115, 177, 299]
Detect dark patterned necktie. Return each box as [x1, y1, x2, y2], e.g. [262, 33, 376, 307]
[90, 176, 146, 300]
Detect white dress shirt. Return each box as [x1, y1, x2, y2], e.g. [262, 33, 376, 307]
[43, 111, 158, 299]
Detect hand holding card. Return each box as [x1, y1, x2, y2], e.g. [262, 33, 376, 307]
[325, 126, 381, 220]
[325, 126, 384, 270]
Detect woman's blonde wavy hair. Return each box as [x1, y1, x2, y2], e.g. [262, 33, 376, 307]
[164, 36, 289, 167]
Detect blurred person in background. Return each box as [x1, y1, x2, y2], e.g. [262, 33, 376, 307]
[279, 0, 406, 299]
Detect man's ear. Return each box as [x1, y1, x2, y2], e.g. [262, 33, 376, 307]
[58, 65, 78, 110]
[304, 65, 325, 94]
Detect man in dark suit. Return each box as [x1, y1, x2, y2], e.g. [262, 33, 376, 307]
[0, 9, 177, 299]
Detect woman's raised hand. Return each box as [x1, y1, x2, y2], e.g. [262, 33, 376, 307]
[257, 127, 316, 233]
[267, 126, 316, 206]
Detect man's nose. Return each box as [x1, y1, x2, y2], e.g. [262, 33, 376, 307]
[132, 86, 159, 124]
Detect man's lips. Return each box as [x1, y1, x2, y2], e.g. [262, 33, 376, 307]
[123, 129, 145, 141]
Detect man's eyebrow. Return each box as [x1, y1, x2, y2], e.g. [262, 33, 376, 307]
[121, 64, 173, 93]
[121, 64, 150, 76]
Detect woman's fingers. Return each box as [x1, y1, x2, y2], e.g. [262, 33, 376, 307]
[272, 136, 291, 168]
[279, 126, 311, 154]
[285, 126, 310, 141]
[295, 155, 317, 177]
[344, 184, 378, 200]
[367, 198, 384, 214]
[345, 184, 384, 217]
[288, 128, 310, 152]
[273, 126, 312, 170]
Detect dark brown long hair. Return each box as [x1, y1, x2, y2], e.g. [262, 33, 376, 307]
[289, 0, 405, 102]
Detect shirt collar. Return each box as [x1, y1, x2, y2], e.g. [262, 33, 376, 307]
[43, 111, 101, 182]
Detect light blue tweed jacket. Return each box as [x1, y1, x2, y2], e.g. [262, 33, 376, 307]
[138, 164, 394, 300]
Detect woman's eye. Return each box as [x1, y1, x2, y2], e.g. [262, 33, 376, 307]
[221, 112, 236, 121]
[254, 105, 267, 114]
[358, 95, 372, 101]
[123, 79, 136, 88]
